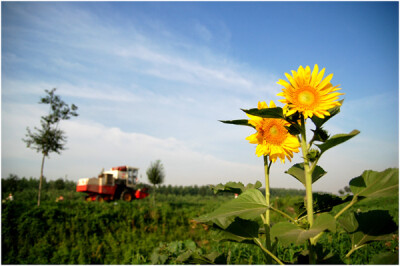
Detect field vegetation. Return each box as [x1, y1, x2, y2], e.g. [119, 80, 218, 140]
[1, 173, 398, 264]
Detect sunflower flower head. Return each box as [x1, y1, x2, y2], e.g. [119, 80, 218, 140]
[246, 100, 300, 163]
[277, 64, 344, 119]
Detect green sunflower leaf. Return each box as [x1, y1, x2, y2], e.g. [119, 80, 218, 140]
[285, 124, 301, 135]
[177, 250, 227, 265]
[316, 129, 360, 154]
[372, 251, 399, 265]
[241, 107, 285, 119]
[338, 210, 398, 249]
[219, 119, 254, 128]
[294, 193, 351, 220]
[271, 213, 336, 247]
[194, 189, 267, 229]
[285, 163, 327, 185]
[213, 217, 259, 244]
[349, 168, 399, 198]
[311, 100, 343, 128]
[311, 128, 330, 143]
[210, 181, 262, 195]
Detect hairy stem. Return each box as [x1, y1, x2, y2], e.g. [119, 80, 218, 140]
[254, 238, 284, 265]
[334, 196, 358, 220]
[345, 244, 366, 258]
[269, 206, 297, 223]
[307, 240, 317, 264]
[300, 116, 314, 228]
[300, 116, 316, 264]
[264, 156, 271, 227]
[263, 156, 272, 263]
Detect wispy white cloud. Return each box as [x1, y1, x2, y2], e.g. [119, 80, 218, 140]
[3, 2, 273, 95]
[195, 22, 212, 42]
[1, 79, 142, 103]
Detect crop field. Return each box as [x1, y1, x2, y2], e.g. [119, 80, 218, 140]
[1, 176, 398, 264]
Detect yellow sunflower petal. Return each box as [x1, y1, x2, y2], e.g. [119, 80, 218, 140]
[277, 79, 291, 89]
[317, 73, 333, 90]
[286, 108, 297, 117]
[285, 73, 300, 90]
[304, 65, 311, 83]
[276, 65, 343, 120]
[246, 133, 259, 144]
[310, 64, 319, 86]
[246, 102, 300, 162]
[315, 67, 326, 86]
[258, 101, 268, 109]
[269, 100, 276, 108]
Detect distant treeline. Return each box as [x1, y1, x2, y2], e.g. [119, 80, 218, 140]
[2, 174, 77, 195]
[155, 185, 305, 197]
[2, 174, 305, 198]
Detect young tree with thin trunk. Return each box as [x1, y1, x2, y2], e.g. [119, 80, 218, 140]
[23, 88, 78, 206]
[146, 160, 165, 205]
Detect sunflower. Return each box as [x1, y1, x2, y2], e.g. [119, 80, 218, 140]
[277, 64, 343, 119]
[246, 101, 300, 163]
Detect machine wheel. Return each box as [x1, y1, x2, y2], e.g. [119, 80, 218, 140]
[85, 196, 92, 202]
[121, 190, 133, 202]
[96, 195, 104, 202]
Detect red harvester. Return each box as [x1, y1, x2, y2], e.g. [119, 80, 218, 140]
[76, 165, 149, 202]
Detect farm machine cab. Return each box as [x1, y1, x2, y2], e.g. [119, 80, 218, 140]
[76, 165, 149, 202]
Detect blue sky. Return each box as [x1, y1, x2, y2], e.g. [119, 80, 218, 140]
[2, 1, 398, 193]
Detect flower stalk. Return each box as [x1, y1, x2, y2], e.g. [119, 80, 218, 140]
[334, 195, 358, 220]
[299, 115, 317, 264]
[269, 206, 296, 223]
[300, 116, 314, 228]
[264, 156, 272, 226]
[254, 238, 284, 265]
[263, 155, 272, 263]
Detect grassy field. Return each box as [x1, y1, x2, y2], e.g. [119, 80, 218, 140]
[1, 182, 398, 265]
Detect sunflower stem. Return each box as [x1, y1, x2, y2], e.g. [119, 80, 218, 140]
[300, 115, 316, 264]
[254, 238, 284, 265]
[334, 195, 358, 220]
[310, 159, 320, 175]
[269, 206, 297, 223]
[300, 116, 314, 228]
[263, 156, 272, 264]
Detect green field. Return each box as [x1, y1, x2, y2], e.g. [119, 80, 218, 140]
[1, 176, 398, 264]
